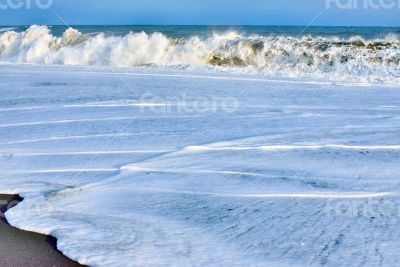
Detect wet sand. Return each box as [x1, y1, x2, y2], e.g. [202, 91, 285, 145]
[0, 194, 85, 267]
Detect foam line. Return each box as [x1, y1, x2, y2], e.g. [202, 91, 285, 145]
[133, 188, 393, 199]
[6, 168, 119, 174]
[13, 150, 173, 156]
[184, 145, 400, 152]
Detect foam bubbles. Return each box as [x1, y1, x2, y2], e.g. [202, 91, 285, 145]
[0, 25, 399, 84]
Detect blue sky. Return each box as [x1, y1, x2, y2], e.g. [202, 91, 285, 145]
[0, 0, 399, 26]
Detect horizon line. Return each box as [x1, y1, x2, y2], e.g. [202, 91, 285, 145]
[1, 24, 400, 28]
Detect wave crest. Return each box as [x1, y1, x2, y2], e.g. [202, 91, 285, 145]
[1, 25, 399, 83]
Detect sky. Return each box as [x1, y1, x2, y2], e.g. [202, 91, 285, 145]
[0, 0, 399, 26]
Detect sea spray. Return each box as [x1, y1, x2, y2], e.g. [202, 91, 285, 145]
[0, 25, 399, 83]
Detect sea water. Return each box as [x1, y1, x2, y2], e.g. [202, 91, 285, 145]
[0, 26, 400, 266]
[0, 25, 399, 84]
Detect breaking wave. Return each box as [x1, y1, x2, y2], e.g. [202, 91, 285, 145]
[1, 25, 400, 83]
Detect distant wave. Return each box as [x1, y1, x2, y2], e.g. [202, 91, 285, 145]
[0, 27, 16, 33]
[0, 25, 399, 84]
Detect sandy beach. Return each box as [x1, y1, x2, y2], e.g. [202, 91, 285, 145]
[0, 194, 84, 267]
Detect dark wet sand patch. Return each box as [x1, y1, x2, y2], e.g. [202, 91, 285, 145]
[0, 194, 85, 267]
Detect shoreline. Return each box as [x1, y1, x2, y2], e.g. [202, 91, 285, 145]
[0, 194, 85, 267]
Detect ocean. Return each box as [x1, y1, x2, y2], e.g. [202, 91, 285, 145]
[0, 25, 400, 267]
[0, 25, 399, 84]
[3, 25, 400, 39]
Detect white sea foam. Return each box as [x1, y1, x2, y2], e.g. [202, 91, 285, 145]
[0, 25, 399, 84]
[1, 62, 400, 267]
